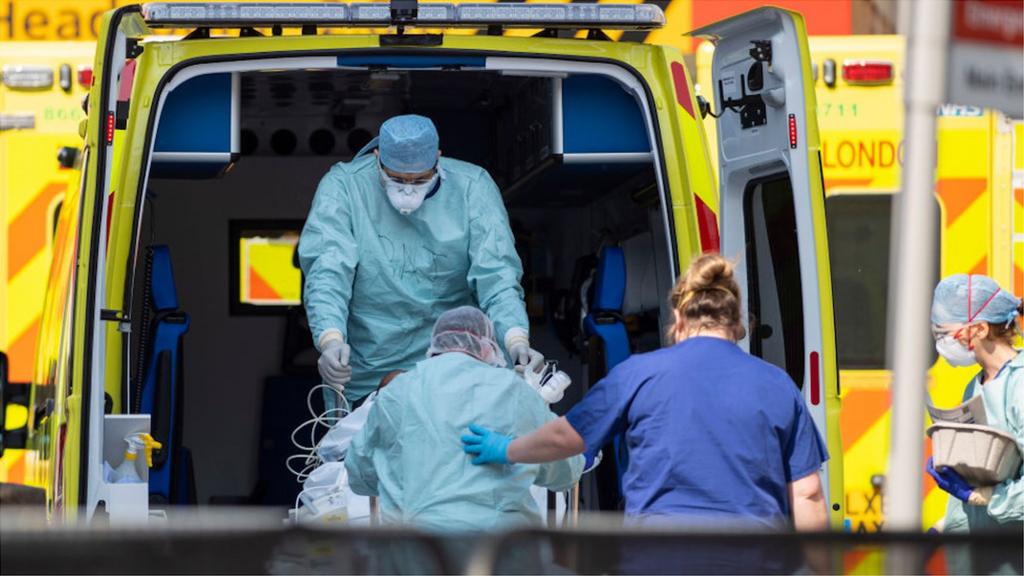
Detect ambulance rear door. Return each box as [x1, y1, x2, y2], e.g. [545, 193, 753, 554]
[692, 7, 842, 525]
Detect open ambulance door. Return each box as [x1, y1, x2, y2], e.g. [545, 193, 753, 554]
[692, 7, 843, 526]
[74, 5, 151, 520]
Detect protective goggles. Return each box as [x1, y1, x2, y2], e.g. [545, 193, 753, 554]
[379, 160, 438, 185]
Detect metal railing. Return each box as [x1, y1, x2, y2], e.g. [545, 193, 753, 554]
[465, 521, 1023, 575]
[2, 507, 1020, 575]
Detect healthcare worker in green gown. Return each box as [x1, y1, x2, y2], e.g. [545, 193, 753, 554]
[299, 115, 542, 408]
[345, 306, 583, 531]
[928, 274, 1023, 535]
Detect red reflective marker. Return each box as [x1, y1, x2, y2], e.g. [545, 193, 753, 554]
[105, 111, 116, 143]
[810, 351, 820, 406]
[694, 194, 720, 253]
[105, 112, 115, 144]
[670, 61, 695, 119]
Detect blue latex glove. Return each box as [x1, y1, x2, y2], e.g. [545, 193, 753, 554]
[461, 423, 512, 465]
[926, 457, 974, 502]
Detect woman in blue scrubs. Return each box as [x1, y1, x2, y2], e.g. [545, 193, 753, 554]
[463, 253, 829, 530]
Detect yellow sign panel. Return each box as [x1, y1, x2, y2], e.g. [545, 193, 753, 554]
[0, 1, 130, 41]
[239, 234, 301, 306]
[0, 0, 515, 41]
[818, 130, 903, 192]
[1, 0, 356, 40]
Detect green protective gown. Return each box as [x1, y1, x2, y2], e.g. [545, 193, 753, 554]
[299, 154, 528, 402]
[943, 352, 1024, 533]
[344, 352, 584, 532]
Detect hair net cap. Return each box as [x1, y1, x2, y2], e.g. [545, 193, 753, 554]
[427, 306, 506, 367]
[931, 274, 1022, 326]
[378, 114, 439, 174]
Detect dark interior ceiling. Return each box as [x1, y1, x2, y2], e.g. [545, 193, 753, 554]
[236, 68, 653, 208]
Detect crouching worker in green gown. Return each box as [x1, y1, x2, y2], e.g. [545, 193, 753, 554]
[345, 306, 583, 571]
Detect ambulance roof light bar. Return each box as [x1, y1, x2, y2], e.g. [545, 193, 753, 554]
[141, 2, 666, 30]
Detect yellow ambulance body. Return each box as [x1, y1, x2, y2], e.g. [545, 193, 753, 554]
[699, 35, 1020, 540]
[1015, 119, 1024, 323]
[2, 3, 846, 525]
[1, 41, 94, 485]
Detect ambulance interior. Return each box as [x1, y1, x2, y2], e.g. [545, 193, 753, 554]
[128, 66, 676, 509]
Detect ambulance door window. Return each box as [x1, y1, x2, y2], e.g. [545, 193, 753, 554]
[826, 194, 940, 369]
[744, 175, 805, 388]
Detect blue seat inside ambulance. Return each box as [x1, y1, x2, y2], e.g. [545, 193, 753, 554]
[583, 246, 631, 510]
[584, 247, 631, 369]
[137, 245, 195, 504]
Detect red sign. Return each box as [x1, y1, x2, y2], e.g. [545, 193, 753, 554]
[948, 0, 1024, 118]
[952, 0, 1024, 47]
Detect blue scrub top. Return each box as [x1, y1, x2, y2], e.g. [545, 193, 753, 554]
[566, 336, 828, 525]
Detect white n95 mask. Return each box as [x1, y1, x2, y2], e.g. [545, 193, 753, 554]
[935, 335, 977, 367]
[381, 169, 439, 215]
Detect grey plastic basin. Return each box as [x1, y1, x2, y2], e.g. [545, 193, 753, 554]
[928, 423, 1022, 486]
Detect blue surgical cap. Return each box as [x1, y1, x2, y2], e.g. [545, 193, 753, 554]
[378, 114, 439, 173]
[931, 274, 1021, 326]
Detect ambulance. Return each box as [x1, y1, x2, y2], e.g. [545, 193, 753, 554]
[698, 35, 1021, 535]
[1, 41, 95, 485]
[0, 2, 844, 525]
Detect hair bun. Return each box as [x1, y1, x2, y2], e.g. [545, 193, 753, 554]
[668, 252, 745, 341]
[686, 254, 735, 293]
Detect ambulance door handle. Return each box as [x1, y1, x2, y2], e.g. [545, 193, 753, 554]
[60, 64, 73, 92]
[35, 398, 54, 425]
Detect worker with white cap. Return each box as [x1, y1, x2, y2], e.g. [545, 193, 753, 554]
[345, 306, 582, 530]
[300, 115, 542, 409]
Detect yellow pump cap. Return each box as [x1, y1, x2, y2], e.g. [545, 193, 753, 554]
[127, 433, 163, 467]
[139, 433, 162, 468]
